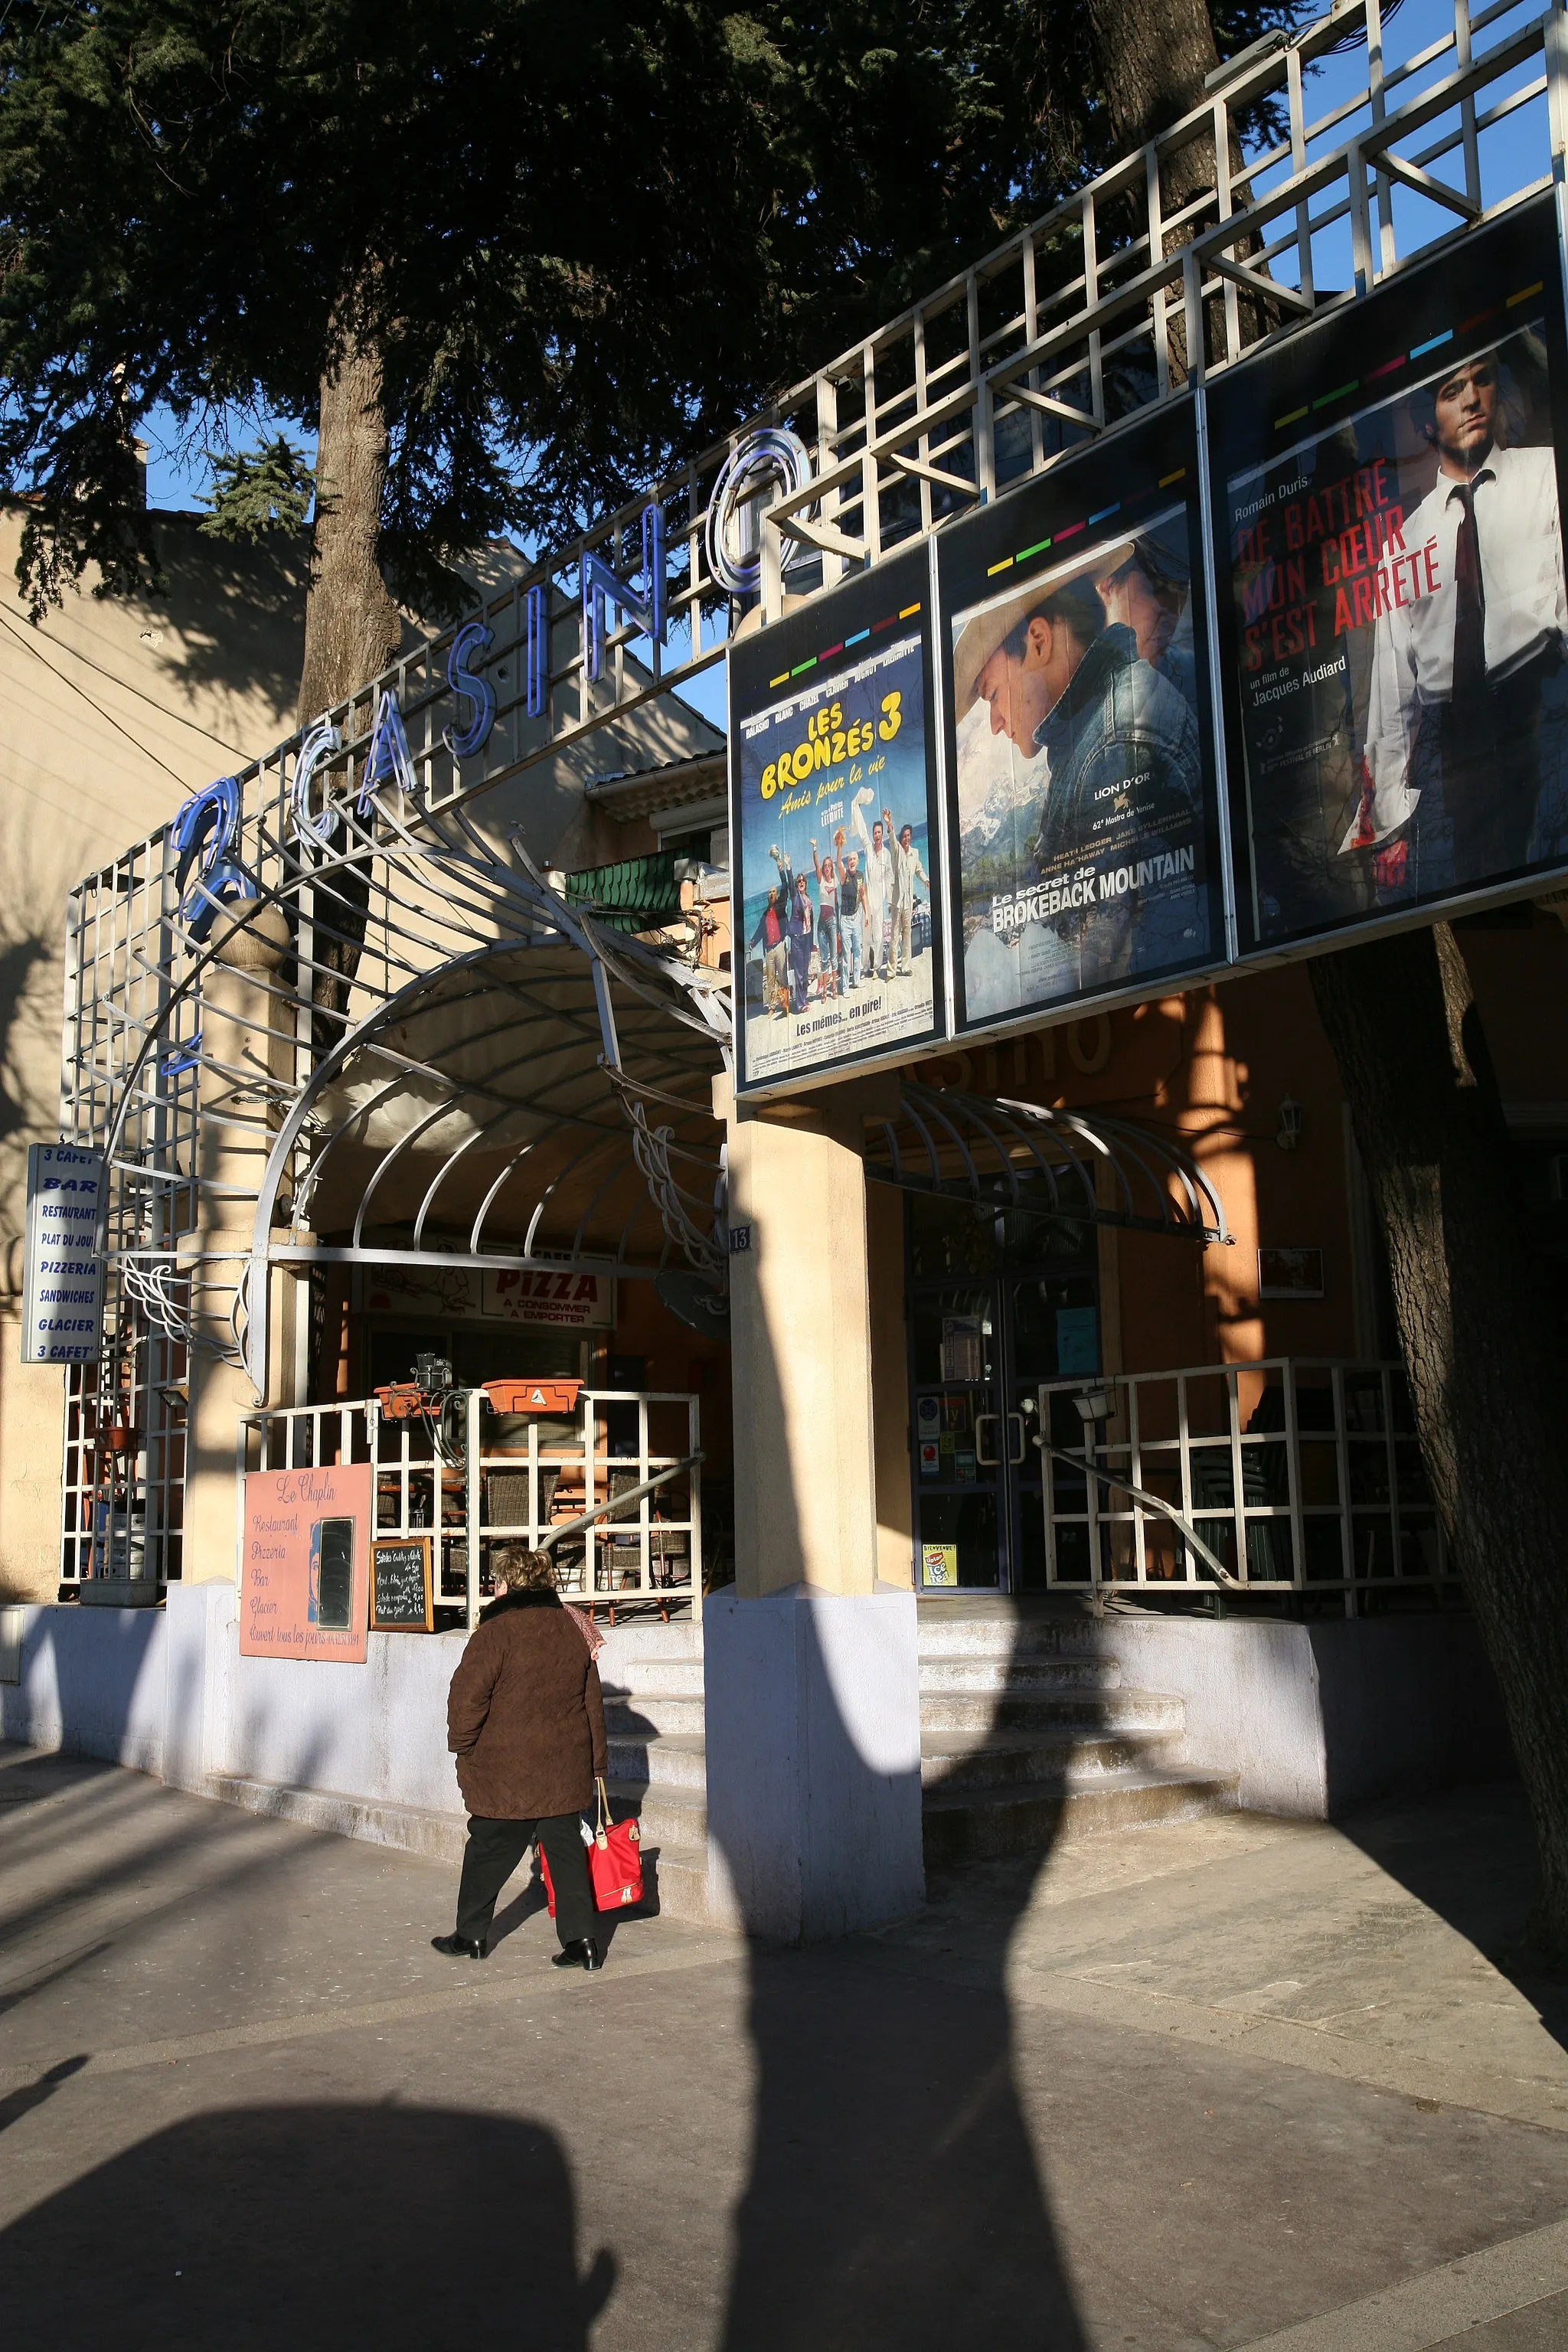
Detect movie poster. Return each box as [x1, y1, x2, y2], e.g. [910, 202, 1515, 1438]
[939, 403, 1223, 1030]
[1213, 196, 1568, 944]
[730, 547, 942, 1091]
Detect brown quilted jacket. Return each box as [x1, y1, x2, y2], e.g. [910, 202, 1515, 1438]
[446, 1590, 608, 1820]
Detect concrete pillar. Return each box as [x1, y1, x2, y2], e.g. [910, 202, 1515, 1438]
[704, 1075, 923, 1940]
[180, 904, 293, 1584]
[726, 1080, 880, 1600]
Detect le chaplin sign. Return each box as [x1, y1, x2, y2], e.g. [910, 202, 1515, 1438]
[240, 1463, 373, 1663]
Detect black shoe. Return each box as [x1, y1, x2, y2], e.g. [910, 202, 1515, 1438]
[551, 1938, 604, 1972]
[431, 1932, 487, 1960]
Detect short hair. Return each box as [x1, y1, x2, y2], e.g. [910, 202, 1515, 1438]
[492, 1544, 558, 1592]
[1410, 345, 1517, 444]
[1000, 577, 1105, 663]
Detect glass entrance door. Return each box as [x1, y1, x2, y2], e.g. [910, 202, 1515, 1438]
[906, 1196, 1100, 1593]
[910, 1282, 1007, 1589]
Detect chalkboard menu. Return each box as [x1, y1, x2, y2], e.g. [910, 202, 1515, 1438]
[370, 1537, 433, 1632]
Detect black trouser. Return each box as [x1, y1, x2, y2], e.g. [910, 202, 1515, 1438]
[456, 1812, 596, 1949]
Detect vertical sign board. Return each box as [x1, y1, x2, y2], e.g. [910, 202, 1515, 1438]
[935, 399, 1228, 1035]
[1208, 192, 1568, 952]
[21, 1143, 105, 1364]
[240, 1462, 373, 1661]
[729, 543, 943, 1094]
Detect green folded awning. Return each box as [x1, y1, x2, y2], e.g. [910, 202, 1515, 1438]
[564, 852, 683, 935]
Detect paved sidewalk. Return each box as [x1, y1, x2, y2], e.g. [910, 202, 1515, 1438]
[3, 1746, 1568, 2350]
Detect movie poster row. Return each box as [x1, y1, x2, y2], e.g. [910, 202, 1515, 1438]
[727, 194, 1568, 1093]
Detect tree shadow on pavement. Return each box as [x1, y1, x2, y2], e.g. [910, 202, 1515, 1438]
[715, 1602, 1088, 2352]
[0, 2102, 616, 2351]
[1338, 1778, 1568, 2038]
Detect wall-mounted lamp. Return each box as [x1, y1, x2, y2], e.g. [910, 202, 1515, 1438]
[1276, 1094, 1303, 1152]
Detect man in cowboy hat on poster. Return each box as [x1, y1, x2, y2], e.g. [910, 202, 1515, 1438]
[951, 550, 1207, 1004]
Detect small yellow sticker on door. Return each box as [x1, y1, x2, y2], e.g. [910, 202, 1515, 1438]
[922, 1544, 959, 1587]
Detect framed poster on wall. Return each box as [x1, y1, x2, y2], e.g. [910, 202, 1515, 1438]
[936, 397, 1227, 1036]
[1208, 191, 1568, 952]
[728, 542, 943, 1095]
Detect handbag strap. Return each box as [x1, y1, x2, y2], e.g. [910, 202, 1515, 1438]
[594, 1774, 609, 1835]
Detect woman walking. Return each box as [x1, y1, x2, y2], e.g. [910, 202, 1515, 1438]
[433, 1545, 607, 1971]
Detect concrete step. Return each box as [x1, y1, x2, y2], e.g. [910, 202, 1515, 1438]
[918, 1688, 1183, 1737]
[603, 1693, 707, 1737]
[917, 1614, 1107, 1663]
[921, 1724, 1191, 1788]
[918, 1654, 1123, 1696]
[595, 1622, 703, 1665]
[635, 1840, 709, 1925]
[206, 1775, 466, 1865]
[603, 1775, 707, 1853]
[604, 1729, 708, 1792]
[922, 1766, 1240, 1864]
[602, 1777, 709, 1925]
[201, 1769, 718, 1928]
[599, 1658, 707, 1700]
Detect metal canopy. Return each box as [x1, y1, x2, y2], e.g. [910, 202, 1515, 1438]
[866, 1083, 1229, 1244]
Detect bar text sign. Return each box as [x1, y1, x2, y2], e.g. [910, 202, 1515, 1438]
[22, 1144, 105, 1364]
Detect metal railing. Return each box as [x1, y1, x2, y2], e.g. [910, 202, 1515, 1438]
[1038, 1358, 1452, 1608]
[237, 1389, 703, 1630]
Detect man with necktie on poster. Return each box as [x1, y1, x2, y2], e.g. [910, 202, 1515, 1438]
[1349, 346, 1567, 894]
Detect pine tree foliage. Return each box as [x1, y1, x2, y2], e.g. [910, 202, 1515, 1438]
[198, 436, 315, 541]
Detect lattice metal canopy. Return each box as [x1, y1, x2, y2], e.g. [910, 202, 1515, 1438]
[866, 1083, 1229, 1244]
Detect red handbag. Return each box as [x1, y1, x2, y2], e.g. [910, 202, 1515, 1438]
[539, 1780, 644, 1916]
[588, 1777, 644, 1910]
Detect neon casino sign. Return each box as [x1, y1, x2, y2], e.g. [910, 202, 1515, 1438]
[167, 423, 812, 936]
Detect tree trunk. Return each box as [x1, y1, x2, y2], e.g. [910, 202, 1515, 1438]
[1076, 0, 1272, 371]
[1311, 923, 1568, 1956]
[1083, 0, 1219, 178]
[297, 325, 401, 727]
[296, 324, 401, 1050]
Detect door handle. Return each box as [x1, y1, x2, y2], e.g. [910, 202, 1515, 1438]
[975, 1413, 1000, 1468]
[1006, 1413, 1027, 1465]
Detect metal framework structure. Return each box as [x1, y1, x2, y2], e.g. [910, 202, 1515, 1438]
[865, 1083, 1230, 1243]
[60, 785, 727, 1580]
[57, 0, 1564, 1582]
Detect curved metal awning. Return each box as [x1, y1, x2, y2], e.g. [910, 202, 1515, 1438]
[865, 1083, 1229, 1244]
[249, 911, 730, 1395]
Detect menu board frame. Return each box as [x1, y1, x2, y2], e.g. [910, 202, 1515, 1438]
[369, 1535, 435, 1632]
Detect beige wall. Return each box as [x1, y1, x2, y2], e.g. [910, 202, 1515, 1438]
[0, 507, 309, 1598]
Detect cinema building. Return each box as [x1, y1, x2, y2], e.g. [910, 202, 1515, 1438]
[4, 7, 1561, 1933]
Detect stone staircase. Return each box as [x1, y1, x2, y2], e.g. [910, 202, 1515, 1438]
[599, 1602, 1237, 1922]
[598, 1618, 710, 1922]
[918, 1602, 1238, 1864]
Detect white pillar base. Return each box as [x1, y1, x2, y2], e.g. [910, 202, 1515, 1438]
[704, 1587, 923, 1941]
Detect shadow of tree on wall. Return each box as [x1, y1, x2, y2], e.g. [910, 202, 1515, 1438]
[0, 2102, 616, 2350]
